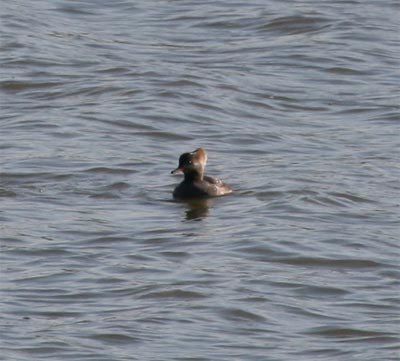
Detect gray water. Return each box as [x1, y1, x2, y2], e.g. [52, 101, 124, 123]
[1, 1, 399, 360]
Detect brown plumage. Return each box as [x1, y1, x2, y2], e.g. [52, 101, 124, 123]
[171, 148, 233, 198]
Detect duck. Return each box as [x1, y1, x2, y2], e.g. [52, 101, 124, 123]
[171, 147, 233, 198]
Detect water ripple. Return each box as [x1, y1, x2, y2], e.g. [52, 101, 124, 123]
[1, 1, 398, 360]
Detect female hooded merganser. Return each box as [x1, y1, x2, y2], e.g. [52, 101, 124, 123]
[171, 148, 233, 198]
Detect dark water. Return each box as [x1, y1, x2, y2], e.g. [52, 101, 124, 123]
[1, 1, 399, 360]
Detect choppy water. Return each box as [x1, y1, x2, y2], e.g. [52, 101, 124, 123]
[1, 1, 399, 360]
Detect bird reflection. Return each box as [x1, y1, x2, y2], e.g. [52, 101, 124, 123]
[181, 198, 211, 221]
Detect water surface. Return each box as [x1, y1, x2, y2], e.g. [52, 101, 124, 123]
[1, 1, 399, 360]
